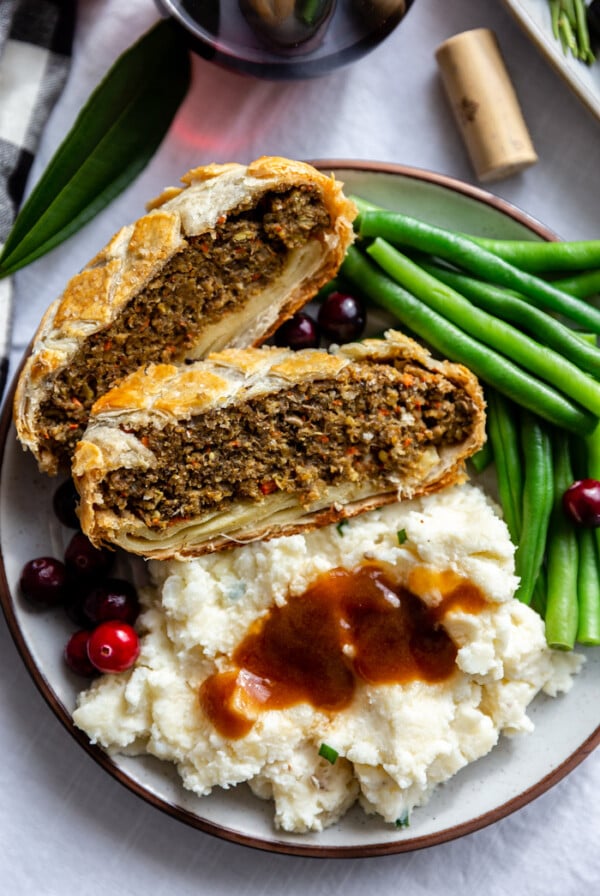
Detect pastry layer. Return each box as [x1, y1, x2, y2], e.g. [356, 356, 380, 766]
[72, 331, 486, 559]
[14, 157, 356, 474]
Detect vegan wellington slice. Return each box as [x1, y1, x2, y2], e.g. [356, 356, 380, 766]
[13, 156, 356, 475]
[72, 330, 486, 560]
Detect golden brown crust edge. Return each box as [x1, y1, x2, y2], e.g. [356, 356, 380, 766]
[72, 330, 486, 560]
[13, 156, 357, 475]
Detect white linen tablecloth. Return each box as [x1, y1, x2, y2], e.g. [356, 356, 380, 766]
[1, 0, 599, 892]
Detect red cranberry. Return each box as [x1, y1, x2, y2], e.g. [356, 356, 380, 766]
[274, 312, 320, 350]
[53, 479, 80, 529]
[87, 621, 140, 673]
[64, 630, 98, 677]
[20, 557, 67, 607]
[82, 578, 140, 627]
[317, 291, 366, 343]
[64, 532, 114, 580]
[563, 479, 600, 526]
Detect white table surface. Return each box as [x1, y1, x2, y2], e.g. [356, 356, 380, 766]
[1, 0, 599, 891]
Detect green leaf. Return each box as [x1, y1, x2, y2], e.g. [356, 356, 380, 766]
[0, 19, 191, 278]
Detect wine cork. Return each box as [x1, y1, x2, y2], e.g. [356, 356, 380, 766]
[435, 28, 538, 183]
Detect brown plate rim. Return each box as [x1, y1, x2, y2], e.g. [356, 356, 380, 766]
[0, 160, 598, 859]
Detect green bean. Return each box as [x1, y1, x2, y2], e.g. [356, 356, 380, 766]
[551, 0, 561, 40]
[583, 420, 600, 633]
[574, 0, 595, 63]
[419, 261, 600, 379]
[571, 334, 600, 644]
[351, 196, 600, 297]
[552, 268, 600, 299]
[486, 391, 522, 544]
[352, 194, 600, 288]
[350, 195, 378, 216]
[576, 527, 600, 645]
[470, 440, 493, 474]
[367, 239, 600, 416]
[585, 420, 600, 480]
[544, 433, 579, 650]
[530, 571, 547, 618]
[456, 235, 600, 273]
[340, 245, 596, 435]
[358, 209, 600, 332]
[550, 0, 595, 62]
[514, 412, 554, 606]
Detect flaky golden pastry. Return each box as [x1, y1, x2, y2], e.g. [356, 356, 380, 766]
[72, 331, 486, 560]
[13, 156, 356, 474]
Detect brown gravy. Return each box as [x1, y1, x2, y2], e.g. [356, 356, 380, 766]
[199, 564, 487, 739]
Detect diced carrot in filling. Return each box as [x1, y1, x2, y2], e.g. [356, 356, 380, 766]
[99, 361, 478, 529]
[35, 186, 332, 468]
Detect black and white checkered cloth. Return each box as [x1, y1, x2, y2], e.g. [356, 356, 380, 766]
[0, 0, 75, 400]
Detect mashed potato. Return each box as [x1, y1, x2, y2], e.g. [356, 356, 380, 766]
[73, 483, 582, 832]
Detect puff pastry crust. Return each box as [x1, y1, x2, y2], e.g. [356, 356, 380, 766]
[13, 156, 356, 474]
[73, 330, 486, 560]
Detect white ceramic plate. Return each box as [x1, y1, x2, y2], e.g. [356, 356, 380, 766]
[0, 162, 598, 857]
[502, 0, 600, 120]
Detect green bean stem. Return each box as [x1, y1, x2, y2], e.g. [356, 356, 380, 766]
[544, 433, 579, 650]
[340, 246, 596, 435]
[358, 209, 600, 332]
[367, 239, 600, 416]
[486, 391, 523, 544]
[514, 412, 554, 606]
[420, 262, 600, 380]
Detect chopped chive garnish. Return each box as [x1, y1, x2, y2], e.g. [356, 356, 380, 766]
[336, 520, 349, 536]
[318, 743, 339, 764]
[395, 809, 410, 829]
[397, 528, 408, 544]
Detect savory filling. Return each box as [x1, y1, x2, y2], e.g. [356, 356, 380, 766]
[100, 360, 477, 529]
[36, 186, 331, 467]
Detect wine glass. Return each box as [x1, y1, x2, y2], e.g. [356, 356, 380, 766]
[155, 0, 416, 79]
